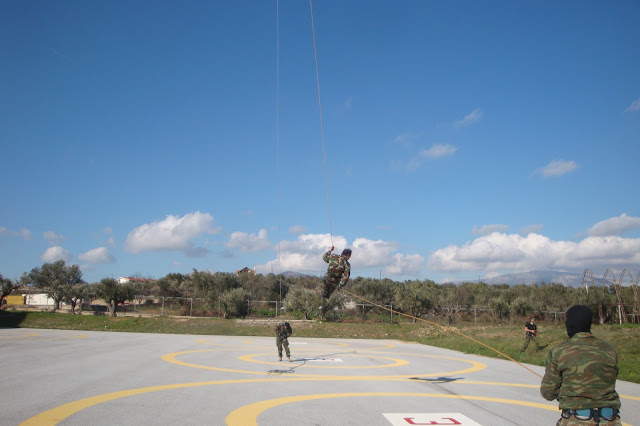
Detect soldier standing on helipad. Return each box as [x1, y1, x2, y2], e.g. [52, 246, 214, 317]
[540, 305, 621, 425]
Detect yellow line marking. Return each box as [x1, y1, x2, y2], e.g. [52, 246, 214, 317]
[18, 378, 637, 426]
[161, 349, 486, 378]
[238, 352, 409, 369]
[194, 338, 392, 350]
[225, 392, 562, 426]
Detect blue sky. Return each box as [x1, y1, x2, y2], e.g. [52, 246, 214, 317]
[1, 1, 639, 284]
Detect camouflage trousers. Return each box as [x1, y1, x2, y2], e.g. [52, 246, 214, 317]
[276, 336, 290, 357]
[322, 277, 340, 299]
[522, 334, 540, 351]
[556, 417, 621, 426]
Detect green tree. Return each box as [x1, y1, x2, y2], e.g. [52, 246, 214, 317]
[25, 260, 84, 311]
[394, 280, 433, 323]
[65, 283, 92, 314]
[284, 285, 323, 320]
[156, 273, 193, 315]
[219, 287, 250, 318]
[1, 274, 20, 307]
[94, 278, 136, 317]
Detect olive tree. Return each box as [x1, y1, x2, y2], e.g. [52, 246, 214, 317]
[94, 278, 135, 317]
[24, 260, 84, 311]
[284, 285, 323, 320]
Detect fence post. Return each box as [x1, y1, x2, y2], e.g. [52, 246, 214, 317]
[390, 304, 393, 324]
[161, 297, 165, 316]
[190, 298, 193, 317]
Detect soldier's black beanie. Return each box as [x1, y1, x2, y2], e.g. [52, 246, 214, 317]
[565, 305, 593, 338]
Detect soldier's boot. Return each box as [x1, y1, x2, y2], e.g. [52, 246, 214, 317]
[287, 356, 292, 362]
[279, 356, 282, 362]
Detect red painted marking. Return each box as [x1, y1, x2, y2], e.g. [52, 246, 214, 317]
[404, 417, 461, 425]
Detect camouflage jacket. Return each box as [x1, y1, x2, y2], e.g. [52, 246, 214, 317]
[322, 250, 350, 286]
[540, 332, 620, 409]
[275, 323, 291, 339]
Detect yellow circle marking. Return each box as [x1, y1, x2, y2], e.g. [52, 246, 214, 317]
[239, 353, 409, 369]
[194, 338, 392, 350]
[225, 393, 622, 426]
[19, 379, 636, 426]
[162, 349, 486, 378]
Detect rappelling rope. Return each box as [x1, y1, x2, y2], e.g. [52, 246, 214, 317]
[340, 288, 544, 379]
[275, 0, 283, 311]
[309, 0, 334, 247]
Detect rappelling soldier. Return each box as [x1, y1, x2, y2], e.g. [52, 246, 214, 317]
[321, 246, 351, 299]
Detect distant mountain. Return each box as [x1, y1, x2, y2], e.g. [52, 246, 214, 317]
[482, 270, 586, 287]
[282, 271, 313, 278]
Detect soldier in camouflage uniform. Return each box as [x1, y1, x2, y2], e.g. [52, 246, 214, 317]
[540, 305, 621, 425]
[275, 322, 292, 362]
[321, 246, 351, 299]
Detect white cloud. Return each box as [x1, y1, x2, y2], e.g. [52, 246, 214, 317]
[454, 108, 483, 128]
[101, 227, 116, 247]
[41, 246, 72, 263]
[588, 213, 640, 237]
[537, 159, 578, 178]
[0, 226, 31, 240]
[393, 132, 418, 149]
[78, 247, 115, 264]
[224, 229, 273, 253]
[124, 211, 219, 257]
[43, 231, 65, 245]
[420, 144, 457, 159]
[472, 224, 509, 236]
[521, 224, 544, 235]
[428, 232, 640, 274]
[407, 144, 457, 171]
[288, 225, 307, 234]
[256, 234, 424, 277]
[343, 96, 353, 110]
[625, 97, 640, 112]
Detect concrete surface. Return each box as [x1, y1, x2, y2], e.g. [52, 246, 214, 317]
[1, 328, 638, 425]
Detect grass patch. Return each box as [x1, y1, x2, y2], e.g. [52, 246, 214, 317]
[2, 310, 638, 383]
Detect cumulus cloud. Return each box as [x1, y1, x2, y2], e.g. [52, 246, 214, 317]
[472, 224, 509, 236]
[0, 226, 31, 240]
[43, 231, 65, 245]
[588, 213, 640, 237]
[78, 247, 115, 264]
[256, 234, 424, 277]
[454, 108, 483, 128]
[288, 225, 307, 234]
[521, 224, 544, 234]
[537, 159, 578, 178]
[625, 97, 640, 112]
[124, 211, 219, 257]
[428, 232, 640, 274]
[42, 246, 72, 263]
[224, 229, 273, 253]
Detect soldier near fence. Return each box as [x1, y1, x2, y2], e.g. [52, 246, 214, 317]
[275, 322, 292, 362]
[521, 316, 543, 352]
[540, 305, 622, 425]
[321, 246, 351, 299]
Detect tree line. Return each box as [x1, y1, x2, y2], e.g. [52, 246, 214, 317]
[2, 260, 637, 323]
